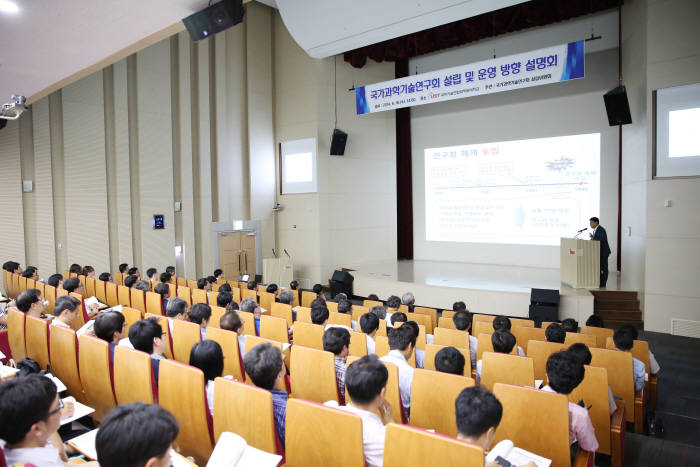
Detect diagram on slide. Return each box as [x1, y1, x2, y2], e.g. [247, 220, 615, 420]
[425, 133, 600, 246]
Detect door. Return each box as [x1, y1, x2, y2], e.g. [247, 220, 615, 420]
[219, 232, 242, 281]
[241, 232, 256, 278]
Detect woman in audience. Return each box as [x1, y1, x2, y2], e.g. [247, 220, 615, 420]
[360, 312, 379, 355]
[476, 330, 516, 383]
[188, 303, 212, 340]
[435, 346, 465, 375]
[81, 265, 95, 278]
[189, 340, 224, 416]
[323, 327, 351, 403]
[69, 263, 82, 275]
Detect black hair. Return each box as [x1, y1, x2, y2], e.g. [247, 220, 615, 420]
[289, 280, 299, 290]
[323, 327, 350, 355]
[16, 289, 41, 312]
[2, 261, 19, 272]
[218, 283, 232, 293]
[207, 276, 216, 284]
[567, 343, 592, 365]
[386, 295, 401, 309]
[312, 283, 323, 295]
[453, 311, 472, 331]
[219, 311, 243, 333]
[345, 355, 388, 404]
[545, 323, 566, 343]
[589, 216, 600, 224]
[585, 314, 605, 328]
[166, 297, 188, 318]
[165, 266, 175, 274]
[546, 351, 585, 394]
[146, 268, 157, 279]
[266, 283, 278, 294]
[118, 263, 129, 273]
[491, 330, 516, 354]
[188, 303, 212, 325]
[53, 295, 81, 317]
[217, 291, 233, 308]
[127, 267, 138, 276]
[360, 313, 379, 334]
[390, 312, 407, 325]
[367, 294, 379, 301]
[311, 297, 326, 308]
[243, 342, 283, 390]
[455, 386, 503, 437]
[613, 327, 634, 351]
[561, 318, 579, 333]
[96, 402, 179, 467]
[189, 340, 224, 382]
[247, 280, 257, 290]
[159, 272, 172, 283]
[82, 266, 94, 276]
[94, 311, 125, 343]
[387, 325, 416, 351]
[403, 320, 420, 340]
[98, 272, 112, 282]
[63, 277, 81, 293]
[337, 299, 352, 314]
[154, 283, 170, 298]
[213, 269, 223, 278]
[311, 305, 329, 325]
[22, 266, 37, 278]
[197, 278, 208, 290]
[453, 301, 467, 312]
[435, 347, 465, 375]
[47, 273, 63, 287]
[619, 323, 639, 341]
[0, 373, 58, 443]
[69, 263, 82, 274]
[492, 315, 512, 331]
[128, 318, 163, 354]
[124, 275, 138, 288]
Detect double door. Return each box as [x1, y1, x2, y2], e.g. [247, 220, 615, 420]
[218, 231, 256, 281]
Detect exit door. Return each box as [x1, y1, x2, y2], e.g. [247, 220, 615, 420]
[218, 232, 256, 281]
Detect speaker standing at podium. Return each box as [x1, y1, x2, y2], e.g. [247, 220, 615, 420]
[589, 217, 611, 287]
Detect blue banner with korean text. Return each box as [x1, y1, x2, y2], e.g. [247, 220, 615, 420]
[355, 40, 584, 115]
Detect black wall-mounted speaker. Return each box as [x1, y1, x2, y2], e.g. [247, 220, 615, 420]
[183, 0, 244, 42]
[330, 129, 348, 156]
[603, 85, 632, 126]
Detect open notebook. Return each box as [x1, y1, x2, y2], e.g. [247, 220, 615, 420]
[486, 440, 551, 467]
[207, 432, 282, 467]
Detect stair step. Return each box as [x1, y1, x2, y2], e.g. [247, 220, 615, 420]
[604, 319, 644, 331]
[590, 290, 638, 301]
[595, 300, 641, 311]
[597, 310, 643, 321]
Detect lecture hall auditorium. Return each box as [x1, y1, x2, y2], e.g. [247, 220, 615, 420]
[1, 0, 699, 466]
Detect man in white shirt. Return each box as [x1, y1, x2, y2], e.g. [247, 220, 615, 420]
[360, 312, 380, 355]
[453, 311, 479, 370]
[337, 355, 393, 467]
[50, 295, 82, 329]
[379, 325, 416, 417]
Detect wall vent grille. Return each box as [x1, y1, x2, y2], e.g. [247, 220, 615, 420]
[671, 318, 700, 338]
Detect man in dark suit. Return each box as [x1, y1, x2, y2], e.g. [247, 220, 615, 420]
[589, 217, 611, 287]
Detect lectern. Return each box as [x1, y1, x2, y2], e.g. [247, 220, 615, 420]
[263, 258, 294, 286]
[560, 238, 600, 289]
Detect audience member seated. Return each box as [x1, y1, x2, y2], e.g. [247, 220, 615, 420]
[215, 291, 234, 312]
[278, 290, 296, 320]
[206, 276, 217, 287]
[98, 272, 112, 283]
[266, 283, 278, 295]
[240, 297, 262, 335]
[613, 327, 645, 392]
[47, 273, 64, 289]
[166, 297, 188, 322]
[118, 263, 129, 276]
[69, 263, 82, 275]
[3, 260, 22, 275]
[568, 343, 616, 415]
[337, 355, 392, 467]
[243, 343, 288, 447]
[476, 330, 516, 383]
[619, 323, 660, 374]
[0, 374, 98, 467]
[165, 266, 176, 275]
[247, 280, 257, 291]
[82, 266, 95, 278]
[134, 280, 151, 292]
[401, 292, 415, 313]
[385, 295, 401, 326]
[370, 305, 387, 322]
[323, 327, 351, 403]
[128, 267, 140, 277]
[289, 280, 299, 291]
[124, 275, 138, 289]
[334, 293, 348, 302]
[22, 266, 39, 281]
[62, 277, 98, 316]
[453, 301, 467, 312]
[218, 282, 232, 293]
[390, 312, 407, 327]
[561, 318, 579, 333]
[129, 317, 168, 383]
[492, 316, 526, 356]
[50, 296, 81, 329]
[95, 402, 178, 467]
[585, 314, 605, 328]
[380, 325, 416, 418]
[367, 294, 380, 301]
[159, 272, 172, 284]
[146, 268, 158, 283]
[311, 305, 329, 326]
[361, 312, 380, 355]
[435, 346, 465, 375]
[453, 311, 478, 369]
[197, 278, 212, 292]
[189, 340, 225, 416]
[188, 303, 212, 340]
[545, 323, 566, 343]
[94, 311, 127, 359]
[16, 288, 46, 318]
[403, 321, 425, 369]
[220, 311, 246, 355]
[154, 282, 171, 310]
[312, 283, 324, 298]
[541, 351, 599, 452]
[213, 269, 223, 280]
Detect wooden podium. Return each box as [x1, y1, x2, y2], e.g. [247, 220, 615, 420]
[263, 258, 294, 286]
[560, 238, 600, 289]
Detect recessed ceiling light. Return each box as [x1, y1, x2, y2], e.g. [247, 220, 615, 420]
[0, 1, 19, 14]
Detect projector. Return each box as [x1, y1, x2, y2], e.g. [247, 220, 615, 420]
[0, 95, 28, 120]
[183, 0, 245, 41]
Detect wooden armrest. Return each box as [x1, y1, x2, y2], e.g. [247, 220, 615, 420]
[634, 390, 644, 434]
[611, 400, 626, 467]
[573, 448, 595, 467]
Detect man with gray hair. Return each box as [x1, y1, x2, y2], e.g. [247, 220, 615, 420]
[133, 280, 151, 292]
[371, 305, 387, 320]
[240, 297, 262, 335]
[401, 292, 415, 313]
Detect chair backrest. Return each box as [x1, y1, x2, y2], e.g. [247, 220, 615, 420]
[121, 306, 143, 336]
[43, 284, 57, 314]
[209, 291, 219, 306]
[511, 318, 535, 328]
[480, 352, 535, 390]
[605, 337, 651, 372]
[328, 311, 352, 328]
[105, 281, 118, 307]
[11, 274, 20, 299]
[145, 313, 174, 360]
[48, 325, 86, 403]
[285, 398, 364, 467]
[187, 279, 199, 290]
[348, 330, 367, 357]
[326, 300, 338, 313]
[238, 311, 256, 336]
[568, 365, 612, 455]
[241, 288, 258, 302]
[260, 315, 290, 344]
[290, 345, 339, 403]
[168, 283, 177, 298]
[493, 383, 571, 467]
[113, 346, 155, 404]
[146, 291, 164, 316]
[256, 284, 268, 295]
[301, 291, 317, 307]
[158, 359, 214, 465]
[474, 313, 496, 324]
[231, 287, 241, 304]
[68, 293, 87, 331]
[412, 306, 437, 330]
[383, 424, 484, 466]
[351, 305, 369, 323]
[590, 347, 635, 422]
[292, 322, 324, 350]
[206, 327, 244, 381]
[437, 316, 456, 329]
[18, 276, 27, 293]
[78, 334, 117, 422]
[472, 320, 494, 337]
[374, 335, 390, 357]
[581, 325, 614, 348]
[410, 368, 475, 436]
[177, 277, 187, 287]
[192, 288, 208, 305]
[565, 332, 597, 347]
[476, 333, 518, 361]
[259, 292, 275, 311]
[407, 312, 433, 334]
[376, 319, 388, 337]
[295, 306, 312, 323]
[25, 316, 50, 370]
[177, 286, 192, 306]
[202, 305, 223, 328]
[363, 299, 382, 309]
[95, 279, 107, 305]
[423, 343, 470, 375]
[526, 340, 568, 381]
[85, 277, 96, 300]
[172, 319, 202, 363]
[271, 302, 293, 326]
[213, 378, 280, 454]
[117, 285, 131, 307]
[512, 326, 546, 352]
[7, 308, 26, 361]
[433, 327, 470, 350]
[114, 272, 123, 286]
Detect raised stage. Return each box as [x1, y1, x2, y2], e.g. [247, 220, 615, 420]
[348, 260, 622, 324]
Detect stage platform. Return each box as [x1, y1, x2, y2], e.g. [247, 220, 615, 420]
[348, 260, 622, 324]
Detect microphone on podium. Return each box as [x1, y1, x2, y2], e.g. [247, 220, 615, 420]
[577, 227, 587, 233]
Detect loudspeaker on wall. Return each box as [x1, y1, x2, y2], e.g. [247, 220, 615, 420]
[603, 85, 632, 126]
[330, 129, 348, 156]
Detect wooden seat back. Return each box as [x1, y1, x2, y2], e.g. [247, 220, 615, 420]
[209, 291, 219, 307]
[474, 313, 496, 324]
[374, 335, 390, 357]
[376, 319, 388, 337]
[565, 332, 597, 347]
[259, 292, 275, 311]
[480, 352, 535, 390]
[568, 365, 612, 455]
[384, 424, 484, 466]
[145, 313, 173, 360]
[590, 347, 635, 422]
[207, 305, 226, 328]
[120, 306, 142, 336]
[285, 398, 364, 467]
[301, 291, 317, 307]
[512, 326, 546, 352]
[412, 307, 437, 330]
[348, 330, 367, 357]
[472, 320, 494, 337]
[260, 315, 290, 344]
[25, 315, 50, 370]
[11, 274, 20, 298]
[511, 318, 535, 327]
[292, 322, 323, 350]
[187, 279, 198, 290]
[271, 302, 293, 326]
[113, 346, 155, 404]
[158, 359, 213, 465]
[605, 337, 651, 371]
[326, 300, 338, 313]
[145, 291, 164, 316]
[241, 288, 258, 302]
[581, 326, 614, 348]
[43, 284, 57, 314]
[526, 340, 568, 381]
[172, 319, 202, 363]
[328, 312, 352, 328]
[423, 343, 470, 375]
[177, 286, 192, 306]
[407, 312, 433, 334]
[94, 279, 107, 305]
[49, 325, 86, 403]
[78, 334, 116, 421]
[206, 327, 244, 381]
[410, 368, 475, 436]
[346, 356, 403, 424]
[363, 299, 383, 309]
[105, 281, 118, 307]
[238, 311, 256, 336]
[476, 333, 517, 361]
[116, 285, 131, 307]
[231, 287, 241, 304]
[433, 327, 470, 350]
[114, 272, 123, 286]
[176, 277, 187, 287]
[437, 316, 456, 329]
[290, 345, 339, 403]
[68, 293, 87, 331]
[18, 276, 27, 293]
[168, 283, 177, 298]
[351, 305, 369, 323]
[295, 306, 312, 323]
[191, 288, 208, 305]
[7, 308, 26, 361]
[85, 277, 96, 300]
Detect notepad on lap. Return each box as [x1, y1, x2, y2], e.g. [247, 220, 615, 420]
[67, 428, 98, 460]
[85, 296, 107, 309]
[486, 440, 551, 467]
[206, 432, 282, 467]
[60, 396, 95, 425]
[76, 319, 96, 338]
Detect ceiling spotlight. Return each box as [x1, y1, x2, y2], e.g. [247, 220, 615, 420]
[0, 1, 19, 14]
[0, 95, 28, 120]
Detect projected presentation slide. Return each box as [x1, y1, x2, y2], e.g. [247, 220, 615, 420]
[425, 133, 600, 246]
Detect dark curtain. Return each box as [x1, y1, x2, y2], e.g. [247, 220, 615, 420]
[395, 59, 413, 260]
